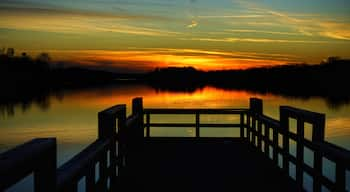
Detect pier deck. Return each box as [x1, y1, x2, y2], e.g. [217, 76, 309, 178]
[121, 137, 297, 191]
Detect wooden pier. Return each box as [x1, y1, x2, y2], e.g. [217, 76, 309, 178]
[1, 98, 349, 191]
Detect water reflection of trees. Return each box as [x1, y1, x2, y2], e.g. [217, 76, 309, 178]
[0, 92, 64, 118]
[1, 85, 350, 118]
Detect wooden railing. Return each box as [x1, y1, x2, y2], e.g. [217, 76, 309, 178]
[0, 97, 349, 192]
[245, 98, 350, 192]
[144, 108, 247, 138]
[0, 138, 56, 192]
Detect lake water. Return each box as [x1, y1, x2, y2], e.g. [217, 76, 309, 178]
[1, 84, 350, 191]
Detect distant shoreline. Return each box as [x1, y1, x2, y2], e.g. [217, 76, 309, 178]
[1, 54, 350, 110]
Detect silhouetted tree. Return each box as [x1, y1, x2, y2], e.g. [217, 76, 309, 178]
[36, 52, 51, 64]
[6, 48, 15, 57]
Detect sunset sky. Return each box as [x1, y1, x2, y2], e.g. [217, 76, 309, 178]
[0, 0, 350, 72]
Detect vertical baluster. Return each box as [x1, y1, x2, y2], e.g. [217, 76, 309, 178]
[280, 107, 290, 175]
[195, 112, 200, 138]
[86, 164, 96, 192]
[146, 112, 150, 137]
[264, 124, 270, 156]
[313, 114, 325, 192]
[272, 125, 278, 165]
[296, 117, 305, 190]
[240, 113, 244, 139]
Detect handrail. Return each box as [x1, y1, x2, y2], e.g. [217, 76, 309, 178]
[0, 138, 56, 192]
[144, 108, 248, 138]
[56, 138, 113, 191]
[144, 108, 248, 114]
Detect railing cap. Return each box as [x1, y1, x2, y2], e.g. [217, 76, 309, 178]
[98, 104, 126, 117]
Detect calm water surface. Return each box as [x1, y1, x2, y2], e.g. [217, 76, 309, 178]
[1, 84, 350, 191]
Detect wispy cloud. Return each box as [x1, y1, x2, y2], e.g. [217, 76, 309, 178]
[198, 15, 264, 19]
[187, 20, 198, 28]
[0, 3, 178, 36]
[181, 37, 328, 44]
[318, 22, 350, 40]
[0, 6, 180, 36]
[226, 29, 301, 36]
[236, 2, 350, 41]
[0, 5, 169, 21]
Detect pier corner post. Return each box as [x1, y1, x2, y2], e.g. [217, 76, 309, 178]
[279, 106, 290, 176]
[249, 98, 263, 146]
[249, 98, 263, 115]
[132, 97, 144, 139]
[34, 138, 57, 192]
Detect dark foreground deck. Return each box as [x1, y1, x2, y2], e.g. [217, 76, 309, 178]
[1, 97, 349, 192]
[122, 137, 297, 191]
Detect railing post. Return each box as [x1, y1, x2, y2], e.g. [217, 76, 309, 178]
[313, 113, 325, 192]
[98, 105, 126, 186]
[250, 98, 263, 146]
[34, 138, 57, 192]
[132, 97, 144, 140]
[0, 138, 57, 192]
[280, 107, 290, 175]
[98, 113, 116, 140]
[128, 97, 144, 175]
[98, 108, 115, 191]
[117, 106, 126, 177]
[249, 98, 263, 115]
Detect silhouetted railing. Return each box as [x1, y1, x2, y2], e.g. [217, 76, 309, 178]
[144, 108, 247, 138]
[245, 99, 350, 191]
[0, 97, 349, 192]
[0, 138, 56, 192]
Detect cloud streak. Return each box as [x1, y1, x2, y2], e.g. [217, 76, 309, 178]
[238, 3, 350, 41]
[181, 37, 328, 44]
[187, 20, 198, 28]
[0, 8, 180, 36]
[226, 29, 301, 36]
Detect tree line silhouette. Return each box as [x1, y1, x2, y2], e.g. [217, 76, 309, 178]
[146, 57, 350, 107]
[0, 51, 120, 116]
[1, 50, 350, 115]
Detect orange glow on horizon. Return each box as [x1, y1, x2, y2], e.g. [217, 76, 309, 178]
[46, 49, 294, 72]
